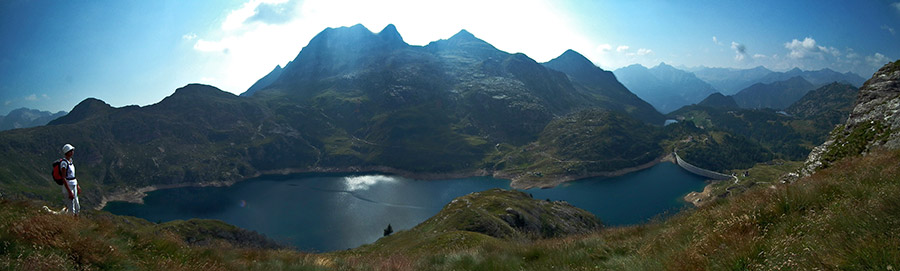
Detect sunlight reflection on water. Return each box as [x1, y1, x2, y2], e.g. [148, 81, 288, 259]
[343, 175, 398, 191]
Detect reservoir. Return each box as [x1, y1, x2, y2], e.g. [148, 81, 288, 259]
[104, 162, 708, 252]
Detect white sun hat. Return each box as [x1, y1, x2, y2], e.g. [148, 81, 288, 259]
[61, 144, 75, 154]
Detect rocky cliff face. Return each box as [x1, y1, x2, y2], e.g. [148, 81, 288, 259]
[796, 60, 900, 179]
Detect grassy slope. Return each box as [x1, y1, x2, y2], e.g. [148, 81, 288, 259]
[0, 202, 328, 270]
[693, 160, 804, 204]
[2, 149, 898, 270]
[334, 150, 900, 270]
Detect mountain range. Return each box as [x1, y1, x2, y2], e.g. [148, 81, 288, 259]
[0, 108, 67, 131]
[667, 81, 859, 170]
[688, 65, 775, 95]
[613, 63, 718, 114]
[0, 23, 873, 211]
[0, 24, 667, 205]
[0, 20, 894, 269]
[732, 76, 815, 109]
[618, 64, 866, 112]
[0, 57, 894, 271]
[690, 66, 866, 95]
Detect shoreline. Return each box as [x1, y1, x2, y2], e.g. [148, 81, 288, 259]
[507, 153, 675, 189]
[95, 153, 676, 210]
[683, 182, 717, 207]
[96, 180, 238, 210]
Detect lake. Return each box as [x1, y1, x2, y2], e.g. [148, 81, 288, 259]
[104, 162, 708, 252]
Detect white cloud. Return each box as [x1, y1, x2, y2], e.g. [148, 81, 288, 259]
[818, 45, 840, 57]
[731, 41, 747, 61]
[221, 0, 273, 31]
[783, 37, 841, 62]
[597, 43, 612, 53]
[867, 52, 891, 67]
[182, 33, 198, 41]
[893, 2, 900, 13]
[41, 94, 49, 99]
[586, 43, 657, 69]
[712, 36, 722, 45]
[785, 37, 823, 59]
[24, 94, 37, 101]
[753, 54, 767, 59]
[247, 0, 297, 25]
[883, 25, 896, 35]
[775, 36, 892, 77]
[846, 49, 859, 59]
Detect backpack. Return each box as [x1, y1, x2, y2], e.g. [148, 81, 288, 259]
[52, 159, 67, 185]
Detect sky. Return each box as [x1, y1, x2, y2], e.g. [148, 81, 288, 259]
[1, 0, 899, 115]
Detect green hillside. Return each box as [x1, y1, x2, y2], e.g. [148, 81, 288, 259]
[665, 83, 858, 172]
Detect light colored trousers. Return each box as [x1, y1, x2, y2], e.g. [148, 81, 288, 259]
[61, 180, 80, 215]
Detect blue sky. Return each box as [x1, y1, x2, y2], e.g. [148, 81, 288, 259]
[1, 0, 898, 115]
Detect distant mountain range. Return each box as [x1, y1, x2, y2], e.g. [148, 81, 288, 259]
[692, 76, 826, 111]
[613, 63, 718, 114]
[689, 66, 774, 95]
[690, 66, 865, 95]
[0, 108, 67, 131]
[732, 76, 816, 109]
[757, 67, 866, 87]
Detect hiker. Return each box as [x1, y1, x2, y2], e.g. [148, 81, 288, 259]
[60, 144, 80, 216]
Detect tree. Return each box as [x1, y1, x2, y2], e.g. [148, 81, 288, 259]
[383, 224, 393, 236]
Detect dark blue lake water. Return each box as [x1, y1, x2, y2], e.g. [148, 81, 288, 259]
[104, 162, 707, 252]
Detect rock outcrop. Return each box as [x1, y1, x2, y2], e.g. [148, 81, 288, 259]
[794, 60, 900, 180]
[419, 189, 601, 240]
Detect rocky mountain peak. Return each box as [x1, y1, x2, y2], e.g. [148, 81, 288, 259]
[449, 29, 477, 41]
[620, 63, 649, 71]
[377, 24, 406, 46]
[655, 62, 674, 69]
[424, 28, 501, 60]
[795, 60, 900, 179]
[546, 49, 597, 71]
